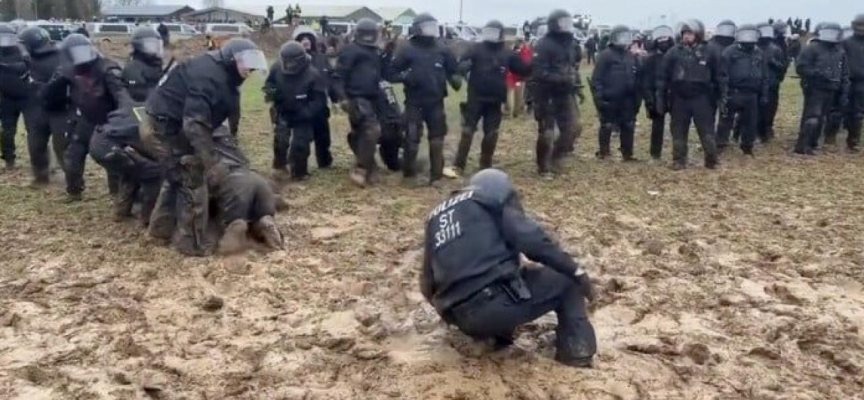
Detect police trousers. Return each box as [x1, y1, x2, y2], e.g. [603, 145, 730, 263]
[89, 129, 162, 223]
[404, 100, 447, 181]
[534, 91, 576, 174]
[758, 84, 780, 141]
[0, 97, 25, 163]
[23, 103, 68, 181]
[455, 100, 503, 171]
[717, 89, 759, 152]
[797, 87, 838, 153]
[347, 96, 383, 176]
[670, 92, 719, 167]
[597, 96, 638, 159]
[64, 115, 96, 195]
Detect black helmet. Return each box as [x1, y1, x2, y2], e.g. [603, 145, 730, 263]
[816, 22, 843, 43]
[411, 13, 438, 37]
[651, 25, 673, 41]
[469, 169, 517, 206]
[18, 26, 55, 55]
[757, 22, 774, 39]
[715, 20, 737, 38]
[130, 26, 163, 57]
[609, 25, 633, 48]
[853, 13, 864, 36]
[736, 24, 760, 44]
[772, 21, 787, 37]
[61, 34, 99, 66]
[0, 23, 17, 48]
[481, 20, 505, 43]
[547, 9, 573, 35]
[354, 18, 379, 46]
[279, 41, 309, 75]
[218, 38, 268, 73]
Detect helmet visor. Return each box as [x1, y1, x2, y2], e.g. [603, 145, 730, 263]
[67, 45, 99, 65]
[652, 26, 673, 40]
[138, 37, 163, 57]
[481, 27, 502, 42]
[715, 24, 736, 37]
[281, 54, 308, 74]
[736, 29, 760, 43]
[818, 28, 841, 43]
[235, 48, 268, 73]
[418, 21, 438, 37]
[557, 17, 574, 33]
[536, 24, 548, 37]
[759, 26, 774, 38]
[0, 33, 17, 47]
[613, 31, 634, 47]
[842, 28, 854, 39]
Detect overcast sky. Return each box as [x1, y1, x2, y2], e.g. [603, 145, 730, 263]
[168, 0, 859, 29]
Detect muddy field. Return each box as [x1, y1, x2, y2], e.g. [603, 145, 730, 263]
[1, 67, 863, 400]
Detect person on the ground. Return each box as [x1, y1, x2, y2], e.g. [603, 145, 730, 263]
[42, 34, 135, 202]
[716, 24, 769, 156]
[143, 38, 267, 256]
[389, 13, 461, 187]
[451, 20, 530, 176]
[656, 19, 720, 170]
[0, 23, 29, 171]
[794, 22, 849, 155]
[420, 168, 597, 368]
[641, 25, 674, 160]
[532, 9, 583, 178]
[591, 25, 641, 161]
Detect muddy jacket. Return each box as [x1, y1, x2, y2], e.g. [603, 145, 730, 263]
[796, 41, 850, 92]
[333, 43, 385, 100]
[758, 39, 787, 87]
[658, 42, 721, 98]
[532, 32, 581, 95]
[264, 64, 327, 126]
[720, 44, 770, 98]
[123, 54, 163, 103]
[842, 35, 864, 83]
[389, 37, 459, 106]
[591, 46, 640, 102]
[0, 50, 31, 100]
[43, 58, 133, 125]
[420, 188, 580, 313]
[459, 41, 531, 103]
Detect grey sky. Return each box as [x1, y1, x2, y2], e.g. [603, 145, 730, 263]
[173, 0, 859, 29]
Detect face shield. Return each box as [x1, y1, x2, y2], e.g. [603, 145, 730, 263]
[651, 26, 673, 40]
[537, 24, 549, 37]
[281, 54, 309, 75]
[736, 30, 760, 43]
[481, 27, 502, 42]
[715, 24, 736, 38]
[418, 20, 438, 37]
[759, 26, 774, 38]
[234, 48, 268, 75]
[818, 28, 841, 43]
[67, 44, 99, 65]
[843, 28, 854, 40]
[0, 33, 17, 47]
[613, 31, 634, 47]
[557, 17, 574, 33]
[138, 37, 164, 57]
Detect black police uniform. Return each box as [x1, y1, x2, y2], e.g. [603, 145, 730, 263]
[591, 44, 640, 159]
[295, 31, 335, 169]
[532, 31, 582, 174]
[264, 61, 328, 180]
[706, 35, 735, 111]
[23, 44, 68, 182]
[389, 36, 460, 182]
[839, 32, 864, 150]
[454, 41, 530, 171]
[641, 41, 672, 159]
[123, 54, 164, 103]
[0, 47, 29, 168]
[757, 39, 787, 141]
[42, 58, 134, 198]
[144, 52, 242, 255]
[717, 44, 770, 153]
[333, 42, 388, 180]
[657, 42, 721, 168]
[794, 40, 850, 154]
[421, 182, 596, 366]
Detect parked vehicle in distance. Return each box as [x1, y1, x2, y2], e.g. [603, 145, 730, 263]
[86, 22, 136, 43]
[147, 23, 200, 40]
[25, 20, 74, 41]
[203, 23, 253, 37]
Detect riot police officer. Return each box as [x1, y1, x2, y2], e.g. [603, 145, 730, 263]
[836, 14, 864, 152]
[707, 20, 736, 118]
[591, 25, 640, 160]
[794, 23, 850, 155]
[144, 38, 267, 256]
[757, 22, 788, 142]
[264, 41, 327, 181]
[642, 25, 674, 160]
[657, 19, 720, 170]
[42, 34, 135, 202]
[0, 23, 28, 170]
[532, 9, 583, 178]
[333, 18, 390, 187]
[452, 20, 530, 174]
[123, 26, 164, 103]
[421, 169, 596, 367]
[716, 24, 769, 155]
[18, 26, 67, 184]
[294, 27, 334, 169]
[389, 13, 461, 186]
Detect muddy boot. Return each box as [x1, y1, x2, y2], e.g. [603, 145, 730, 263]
[139, 180, 161, 227]
[4, 159, 16, 171]
[453, 128, 474, 172]
[252, 215, 284, 250]
[107, 172, 119, 197]
[31, 169, 50, 187]
[429, 138, 445, 185]
[64, 192, 83, 203]
[113, 178, 136, 222]
[272, 167, 292, 183]
[218, 220, 249, 255]
[536, 129, 554, 176]
[148, 182, 176, 243]
[479, 129, 498, 170]
[349, 167, 368, 188]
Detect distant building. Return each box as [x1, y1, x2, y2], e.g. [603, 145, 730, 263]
[374, 7, 417, 24]
[182, 7, 266, 24]
[101, 5, 195, 22]
[277, 5, 381, 24]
